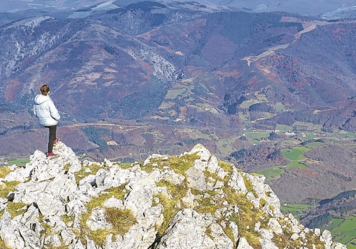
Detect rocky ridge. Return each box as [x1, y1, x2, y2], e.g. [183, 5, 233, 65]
[0, 142, 346, 249]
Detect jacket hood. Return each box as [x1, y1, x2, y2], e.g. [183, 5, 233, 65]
[34, 94, 51, 105]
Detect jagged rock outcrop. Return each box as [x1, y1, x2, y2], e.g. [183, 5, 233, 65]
[0, 142, 346, 249]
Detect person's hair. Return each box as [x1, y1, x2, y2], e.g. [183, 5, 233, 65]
[40, 85, 50, 95]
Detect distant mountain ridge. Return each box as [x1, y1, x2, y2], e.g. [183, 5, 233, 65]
[2, 0, 356, 18]
[2, 3, 356, 137]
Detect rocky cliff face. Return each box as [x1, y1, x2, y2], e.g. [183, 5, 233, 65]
[0, 142, 346, 249]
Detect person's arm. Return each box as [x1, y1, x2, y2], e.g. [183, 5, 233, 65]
[33, 105, 37, 117]
[49, 101, 61, 121]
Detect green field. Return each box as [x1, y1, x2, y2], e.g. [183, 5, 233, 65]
[306, 142, 323, 147]
[293, 121, 323, 132]
[338, 132, 356, 138]
[286, 161, 306, 169]
[276, 124, 293, 132]
[240, 99, 258, 108]
[325, 218, 343, 231]
[165, 88, 186, 99]
[7, 158, 30, 166]
[281, 147, 309, 169]
[275, 102, 286, 112]
[245, 131, 270, 139]
[282, 147, 310, 160]
[217, 137, 239, 155]
[250, 139, 259, 145]
[280, 204, 310, 217]
[257, 167, 285, 180]
[325, 216, 356, 248]
[302, 134, 318, 140]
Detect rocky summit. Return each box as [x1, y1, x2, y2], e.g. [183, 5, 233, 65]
[0, 142, 346, 249]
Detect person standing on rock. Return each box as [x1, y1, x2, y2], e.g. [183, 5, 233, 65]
[33, 85, 61, 158]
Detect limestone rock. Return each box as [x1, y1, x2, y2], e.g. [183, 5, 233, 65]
[268, 218, 283, 235]
[228, 168, 247, 194]
[186, 167, 206, 191]
[237, 237, 254, 249]
[103, 197, 124, 209]
[0, 142, 347, 249]
[86, 207, 113, 231]
[156, 209, 216, 249]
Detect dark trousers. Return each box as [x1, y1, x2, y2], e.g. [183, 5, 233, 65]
[44, 125, 57, 153]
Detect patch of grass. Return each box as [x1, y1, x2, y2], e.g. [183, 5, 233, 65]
[244, 231, 262, 249]
[217, 139, 237, 155]
[250, 139, 259, 145]
[157, 180, 187, 201]
[155, 193, 180, 237]
[257, 167, 284, 180]
[0, 167, 12, 178]
[280, 204, 310, 217]
[7, 158, 29, 167]
[276, 124, 293, 132]
[39, 214, 53, 238]
[341, 235, 356, 244]
[194, 190, 222, 214]
[79, 184, 128, 247]
[245, 132, 270, 139]
[269, 205, 275, 213]
[306, 142, 323, 147]
[218, 161, 234, 173]
[143, 153, 199, 175]
[272, 219, 325, 249]
[63, 164, 71, 172]
[204, 170, 224, 182]
[260, 198, 267, 208]
[117, 162, 133, 169]
[281, 147, 309, 169]
[141, 158, 165, 173]
[105, 208, 136, 235]
[61, 214, 75, 226]
[329, 216, 356, 244]
[166, 89, 186, 99]
[333, 216, 356, 237]
[304, 231, 325, 249]
[7, 202, 27, 218]
[0, 239, 10, 249]
[275, 102, 286, 111]
[0, 181, 20, 199]
[338, 132, 356, 137]
[167, 153, 200, 175]
[222, 187, 267, 249]
[154, 179, 190, 236]
[325, 218, 344, 231]
[205, 226, 214, 241]
[347, 243, 356, 249]
[282, 147, 309, 160]
[240, 99, 258, 108]
[158, 101, 175, 109]
[293, 121, 323, 132]
[243, 177, 257, 198]
[302, 134, 318, 140]
[74, 163, 102, 183]
[286, 161, 306, 169]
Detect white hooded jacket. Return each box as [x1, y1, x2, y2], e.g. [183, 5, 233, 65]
[33, 94, 60, 126]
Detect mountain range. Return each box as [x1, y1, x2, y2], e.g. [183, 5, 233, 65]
[2, 1, 356, 153]
[2, 0, 356, 18]
[2, 1, 356, 238]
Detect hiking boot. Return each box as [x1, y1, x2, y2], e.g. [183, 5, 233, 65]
[54, 137, 60, 144]
[47, 152, 59, 158]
